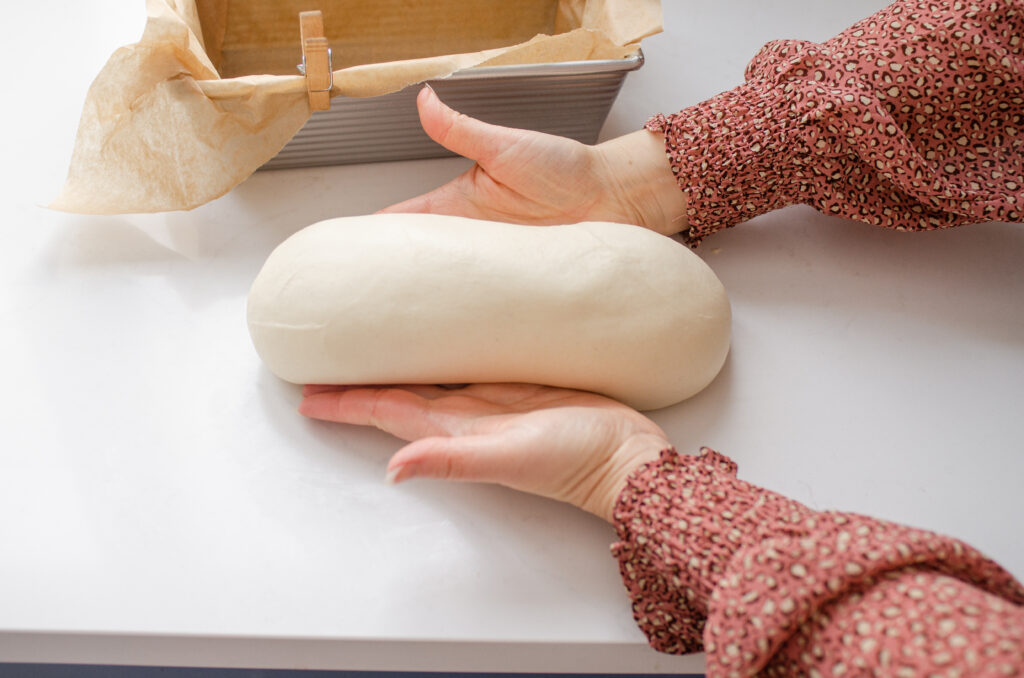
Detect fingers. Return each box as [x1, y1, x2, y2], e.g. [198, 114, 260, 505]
[303, 382, 589, 410]
[301, 383, 464, 399]
[375, 172, 482, 218]
[415, 85, 529, 167]
[298, 383, 535, 440]
[299, 387, 458, 441]
[375, 191, 437, 215]
[302, 384, 351, 397]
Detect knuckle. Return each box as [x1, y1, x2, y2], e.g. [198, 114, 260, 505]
[441, 452, 461, 480]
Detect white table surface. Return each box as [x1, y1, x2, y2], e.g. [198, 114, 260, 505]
[2, 0, 1021, 674]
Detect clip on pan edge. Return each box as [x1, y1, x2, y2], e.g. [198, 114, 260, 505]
[298, 11, 333, 112]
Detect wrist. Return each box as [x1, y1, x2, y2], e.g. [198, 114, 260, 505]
[644, 79, 806, 244]
[590, 433, 666, 522]
[594, 130, 689, 236]
[613, 448, 817, 601]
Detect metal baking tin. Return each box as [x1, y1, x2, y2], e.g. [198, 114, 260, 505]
[260, 50, 644, 169]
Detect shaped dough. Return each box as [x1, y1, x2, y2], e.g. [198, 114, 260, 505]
[247, 213, 730, 410]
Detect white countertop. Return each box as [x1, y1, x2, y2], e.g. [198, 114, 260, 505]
[1, 0, 1021, 673]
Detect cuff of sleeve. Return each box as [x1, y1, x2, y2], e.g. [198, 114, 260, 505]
[647, 79, 807, 245]
[610, 447, 816, 654]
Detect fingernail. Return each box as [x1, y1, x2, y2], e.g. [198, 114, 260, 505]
[422, 83, 442, 104]
[385, 466, 403, 485]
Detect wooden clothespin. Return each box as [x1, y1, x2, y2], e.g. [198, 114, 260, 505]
[298, 11, 332, 112]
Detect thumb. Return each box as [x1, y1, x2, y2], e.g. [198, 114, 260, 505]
[386, 434, 514, 486]
[417, 85, 530, 166]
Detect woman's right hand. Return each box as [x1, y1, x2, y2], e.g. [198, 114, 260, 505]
[298, 383, 669, 523]
[380, 86, 689, 237]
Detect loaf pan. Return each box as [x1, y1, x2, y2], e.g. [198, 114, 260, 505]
[260, 50, 643, 169]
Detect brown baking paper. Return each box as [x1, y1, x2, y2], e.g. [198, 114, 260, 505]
[52, 0, 661, 214]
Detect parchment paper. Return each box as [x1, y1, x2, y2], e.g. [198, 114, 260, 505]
[52, 0, 661, 214]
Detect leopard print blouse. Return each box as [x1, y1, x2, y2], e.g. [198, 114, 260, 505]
[613, 449, 1023, 676]
[618, 1, 1024, 673]
[648, 0, 1023, 246]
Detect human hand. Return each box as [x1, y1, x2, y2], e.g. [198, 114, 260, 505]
[298, 383, 669, 522]
[380, 86, 689, 237]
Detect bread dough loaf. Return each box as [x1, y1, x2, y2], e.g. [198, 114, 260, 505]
[247, 213, 730, 410]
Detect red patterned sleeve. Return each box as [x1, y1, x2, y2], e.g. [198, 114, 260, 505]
[648, 0, 1024, 245]
[611, 448, 1024, 675]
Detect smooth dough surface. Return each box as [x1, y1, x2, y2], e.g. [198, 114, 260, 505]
[247, 213, 731, 410]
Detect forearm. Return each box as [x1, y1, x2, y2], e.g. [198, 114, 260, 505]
[772, 564, 1024, 675]
[648, 0, 1024, 244]
[611, 448, 1024, 674]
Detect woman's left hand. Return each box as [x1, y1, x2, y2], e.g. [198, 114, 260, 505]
[299, 383, 669, 522]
